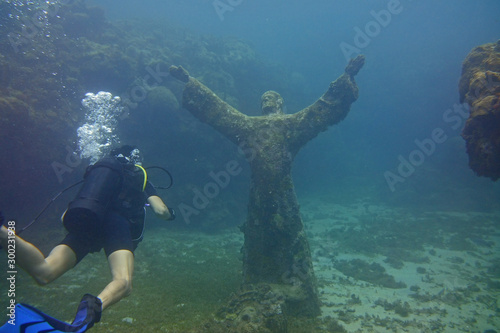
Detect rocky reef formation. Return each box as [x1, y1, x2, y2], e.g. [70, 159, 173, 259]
[459, 40, 500, 180]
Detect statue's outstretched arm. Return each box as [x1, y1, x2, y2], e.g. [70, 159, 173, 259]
[169, 65, 250, 144]
[289, 55, 365, 150]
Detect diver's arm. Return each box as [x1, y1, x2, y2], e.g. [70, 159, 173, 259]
[289, 55, 365, 150]
[147, 196, 174, 220]
[169, 65, 251, 144]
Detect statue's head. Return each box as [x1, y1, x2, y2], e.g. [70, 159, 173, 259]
[261, 91, 284, 115]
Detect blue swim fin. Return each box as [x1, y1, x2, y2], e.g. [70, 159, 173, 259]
[70, 294, 102, 330]
[0, 303, 90, 333]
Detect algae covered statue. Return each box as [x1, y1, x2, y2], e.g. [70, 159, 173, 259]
[170, 55, 364, 325]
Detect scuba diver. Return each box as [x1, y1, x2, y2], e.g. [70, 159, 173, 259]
[0, 145, 175, 332]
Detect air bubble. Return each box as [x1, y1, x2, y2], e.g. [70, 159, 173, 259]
[77, 91, 124, 164]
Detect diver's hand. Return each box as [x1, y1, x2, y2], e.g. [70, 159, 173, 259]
[169, 65, 190, 83]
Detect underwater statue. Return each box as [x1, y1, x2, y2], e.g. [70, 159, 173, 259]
[459, 39, 500, 180]
[170, 55, 364, 326]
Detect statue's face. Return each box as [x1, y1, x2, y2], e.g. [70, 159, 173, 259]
[261, 91, 284, 115]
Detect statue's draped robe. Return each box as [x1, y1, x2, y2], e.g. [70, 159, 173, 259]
[173, 55, 364, 316]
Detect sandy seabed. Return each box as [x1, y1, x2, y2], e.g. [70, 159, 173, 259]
[302, 197, 500, 333]
[2, 195, 499, 332]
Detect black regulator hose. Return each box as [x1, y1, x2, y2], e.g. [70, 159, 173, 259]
[17, 180, 84, 235]
[145, 166, 174, 189]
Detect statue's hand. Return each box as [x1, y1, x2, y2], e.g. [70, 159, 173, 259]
[345, 55, 365, 77]
[169, 65, 190, 83]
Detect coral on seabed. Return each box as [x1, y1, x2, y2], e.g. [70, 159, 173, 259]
[459, 39, 500, 180]
[334, 259, 407, 289]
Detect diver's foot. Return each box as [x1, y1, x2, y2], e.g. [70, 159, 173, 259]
[69, 294, 102, 332]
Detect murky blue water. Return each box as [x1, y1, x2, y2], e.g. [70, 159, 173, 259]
[1, 1, 500, 331]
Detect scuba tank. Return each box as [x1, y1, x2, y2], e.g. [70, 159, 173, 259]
[62, 157, 125, 235]
[111, 162, 148, 218]
[15, 145, 173, 236]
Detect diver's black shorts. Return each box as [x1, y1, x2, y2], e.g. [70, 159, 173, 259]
[59, 211, 144, 264]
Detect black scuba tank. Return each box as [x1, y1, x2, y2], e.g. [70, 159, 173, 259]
[63, 157, 124, 235]
[111, 163, 147, 218]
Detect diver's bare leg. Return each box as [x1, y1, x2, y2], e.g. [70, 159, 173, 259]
[0, 226, 76, 285]
[98, 249, 134, 310]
